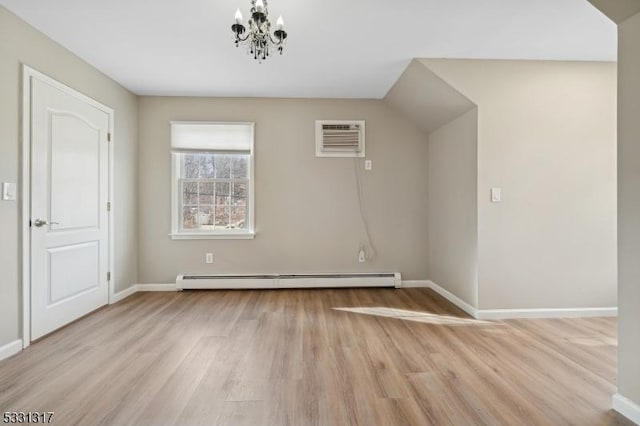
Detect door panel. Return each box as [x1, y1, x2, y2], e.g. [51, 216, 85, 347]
[50, 112, 101, 231]
[48, 242, 100, 304]
[30, 77, 110, 340]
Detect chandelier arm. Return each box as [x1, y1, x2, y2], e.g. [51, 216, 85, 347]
[267, 33, 280, 45]
[236, 33, 251, 42]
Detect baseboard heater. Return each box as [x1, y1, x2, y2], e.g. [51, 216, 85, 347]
[176, 272, 401, 290]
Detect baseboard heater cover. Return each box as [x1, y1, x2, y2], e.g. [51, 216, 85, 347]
[176, 272, 401, 290]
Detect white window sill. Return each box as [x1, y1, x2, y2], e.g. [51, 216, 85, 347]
[170, 232, 255, 240]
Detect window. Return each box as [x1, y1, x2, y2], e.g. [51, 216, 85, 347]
[171, 122, 254, 239]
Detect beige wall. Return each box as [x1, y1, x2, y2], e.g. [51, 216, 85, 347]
[137, 97, 429, 283]
[427, 109, 478, 307]
[617, 9, 640, 407]
[0, 6, 138, 347]
[421, 59, 617, 310]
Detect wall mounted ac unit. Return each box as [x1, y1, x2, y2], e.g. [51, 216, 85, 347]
[315, 120, 365, 157]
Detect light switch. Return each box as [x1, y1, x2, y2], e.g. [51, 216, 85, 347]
[491, 187, 502, 203]
[2, 182, 16, 201]
[365, 160, 372, 171]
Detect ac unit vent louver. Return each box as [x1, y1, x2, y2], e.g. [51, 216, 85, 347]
[316, 120, 365, 157]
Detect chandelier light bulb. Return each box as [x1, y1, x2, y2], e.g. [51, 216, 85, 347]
[276, 15, 284, 30]
[235, 8, 243, 24]
[255, 0, 264, 13]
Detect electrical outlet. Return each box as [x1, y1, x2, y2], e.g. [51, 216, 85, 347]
[358, 249, 366, 263]
[205, 253, 214, 264]
[365, 160, 372, 171]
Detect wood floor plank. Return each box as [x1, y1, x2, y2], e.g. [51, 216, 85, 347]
[0, 288, 633, 426]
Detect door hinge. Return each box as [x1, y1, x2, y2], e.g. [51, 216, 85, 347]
[107, 272, 111, 281]
[107, 201, 111, 212]
[107, 133, 112, 142]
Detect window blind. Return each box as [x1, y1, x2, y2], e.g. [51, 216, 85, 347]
[171, 122, 253, 152]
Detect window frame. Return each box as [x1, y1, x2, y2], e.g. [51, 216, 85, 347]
[170, 121, 255, 240]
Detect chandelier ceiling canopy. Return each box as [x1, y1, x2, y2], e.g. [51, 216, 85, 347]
[232, 0, 288, 62]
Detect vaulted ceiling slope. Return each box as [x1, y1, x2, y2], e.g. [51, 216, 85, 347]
[588, 0, 640, 23]
[0, 0, 616, 98]
[384, 60, 476, 135]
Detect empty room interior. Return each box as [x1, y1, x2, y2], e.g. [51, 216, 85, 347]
[1, 0, 640, 425]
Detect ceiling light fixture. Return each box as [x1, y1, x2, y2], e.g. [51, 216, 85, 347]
[232, 0, 288, 62]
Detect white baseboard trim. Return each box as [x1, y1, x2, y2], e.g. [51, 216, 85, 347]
[613, 393, 640, 425]
[401, 280, 430, 288]
[425, 280, 478, 318]
[110, 284, 177, 304]
[401, 281, 617, 320]
[137, 283, 177, 292]
[476, 307, 618, 320]
[0, 339, 23, 362]
[402, 280, 478, 318]
[111, 285, 138, 303]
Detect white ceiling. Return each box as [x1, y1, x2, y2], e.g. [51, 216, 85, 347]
[0, 0, 616, 99]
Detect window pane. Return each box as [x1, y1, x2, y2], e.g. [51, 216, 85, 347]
[214, 155, 231, 178]
[183, 182, 198, 205]
[180, 153, 249, 179]
[231, 182, 247, 206]
[182, 206, 198, 229]
[214, 205, 230, 228]
[183, 154, 200, 178]
[198, 206, 214, 227]
[200, 154, 216, 178]
[199, 182, 214, 205]
[230, 207, 246, 229]
[215, 182, 230, 205]
[231, 156, 249, 179]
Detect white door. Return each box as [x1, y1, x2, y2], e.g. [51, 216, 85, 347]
[29, 76, 111, 340]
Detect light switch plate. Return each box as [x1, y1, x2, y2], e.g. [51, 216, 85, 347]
[491, 187, 502, 203]
[365, 160, 372, 170]
[2, 182, 17, 201]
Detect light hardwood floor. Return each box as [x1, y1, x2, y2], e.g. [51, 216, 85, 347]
[0, 288, 633, 425]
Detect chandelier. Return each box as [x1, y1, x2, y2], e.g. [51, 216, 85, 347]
[232, 0, 288, 62]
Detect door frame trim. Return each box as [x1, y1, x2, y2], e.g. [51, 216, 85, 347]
[21, 65, 115, 348]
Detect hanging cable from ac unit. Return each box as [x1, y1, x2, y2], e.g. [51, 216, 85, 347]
[354, 157, 375, 260]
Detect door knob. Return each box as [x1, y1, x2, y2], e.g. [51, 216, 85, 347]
[33, 219, 60, 227]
